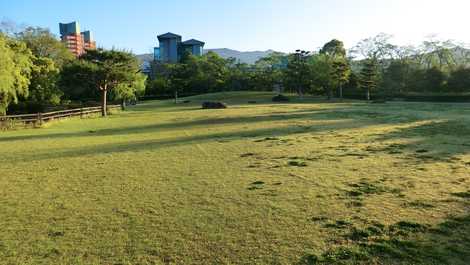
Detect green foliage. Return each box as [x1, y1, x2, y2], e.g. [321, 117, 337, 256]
[331, 59, 351, 98]
[226, 60, 254, 91]
[421, 38, 457, 71]
[146, 76, 171, 95]
[382, 60, 412, 93]
[284, 50, 313, 95]
[252, 52, 285, 91]
[359, 59, 379, 100]
[317, 40, 351, 99]
[404, 67, 447, 93]
[17, 26, 74, 67]
[0, 26, 74, 109]
[320, 39, 346, 58]
[66, 49, 143, 115]
[29, 56, 62, 105]
[447, 67, 470, 92]
[59, 59, 100, 100]
[80, 49, 141, 91]
[113, 73, 147, 101]
[0, 33, 33, 114]
[166, 52, 231, 95]
[309, 54, 333, 94]
[199, 51, 230, 92]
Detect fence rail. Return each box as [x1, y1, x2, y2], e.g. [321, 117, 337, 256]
[0, 105, 121, 128]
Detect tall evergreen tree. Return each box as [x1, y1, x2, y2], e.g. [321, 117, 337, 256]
[320, 39, 350, 99]
[331, 59, 351, 99]
[359, 59, 378, 101]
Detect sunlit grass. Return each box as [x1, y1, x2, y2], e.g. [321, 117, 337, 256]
[1, 91, 470, 264]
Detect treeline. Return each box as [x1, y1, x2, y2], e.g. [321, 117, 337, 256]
[147, 33, 470, 100]
[0, 23, 145, 115]
[3, 20, 470, 116]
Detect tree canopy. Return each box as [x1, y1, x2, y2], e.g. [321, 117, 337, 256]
[0, 33, 33, 114]
[17, 27, 74, 67]
[69, 49, 142, 116]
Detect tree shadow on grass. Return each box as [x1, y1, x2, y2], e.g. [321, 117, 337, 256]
[297, 213, 470, 265]
[1, 102, 430, 145]
[2, 118, 377, 163]
[371, 119, 470, 161]
[0, 107, 361, 143]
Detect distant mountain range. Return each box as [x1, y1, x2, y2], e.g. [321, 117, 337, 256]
[136, 48, 281, 65]
[204, 48, 280, 64]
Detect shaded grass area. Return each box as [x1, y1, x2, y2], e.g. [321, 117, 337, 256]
[300, 214, 470, 265]
[1, 91, 470, 264]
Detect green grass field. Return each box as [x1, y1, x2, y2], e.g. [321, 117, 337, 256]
[1, 92, 470, 265]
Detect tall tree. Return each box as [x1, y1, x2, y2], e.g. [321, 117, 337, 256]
[447, 67, 470, 92]
[320, 39, 347, 58]
[59, 60, 100, 100]
[114, 73, 147, 108]
[331, 59, 351, 99]
[352, 33, 395, 78]
[200, 52, 230, 92]
[0, 33, 33, 114]
[17, 27, 74, 67]
[227, 59, 253, 91]
[254, 52, 285, 91]
[420, 36, 457, 71]
[62, 49, 141, 116]
[29, 56, 62, 104]
[319, 39, 351, 99]
[352, 33, 395, 61]
[309, 54, 334, 96]
[285, 50, 312, 96]
[359, 59, 378, 101]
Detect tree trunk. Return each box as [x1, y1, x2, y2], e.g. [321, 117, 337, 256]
[297, 85, 303, 97]
[101, 89, 107, 117]
[366, 88, 370, 101]
[121, 99, 126, 110]
[174, 90, 178, 104]
[339, 83, 343, 99]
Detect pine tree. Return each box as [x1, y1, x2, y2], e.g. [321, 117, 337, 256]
[359, 59, 378, 101]
[331, 59, 350, 99]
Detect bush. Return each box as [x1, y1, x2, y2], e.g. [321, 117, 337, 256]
[372, 99, 387, 104]
[448, 67, 470, 93]
[146, 77, 171, 96]
[272, 94, 290, 102]
[202, 102, 227, 109]
[7, 101, 46, 114]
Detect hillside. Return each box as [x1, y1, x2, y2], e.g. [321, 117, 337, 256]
[204, 48, 279, 64]
[137, 48, 280, 65]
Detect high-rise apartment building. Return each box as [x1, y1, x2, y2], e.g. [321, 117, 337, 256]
[154, 32, 205, 63]
[59, 21, 96, 57]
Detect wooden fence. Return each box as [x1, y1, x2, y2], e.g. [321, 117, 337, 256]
[0, 105, 121, 128]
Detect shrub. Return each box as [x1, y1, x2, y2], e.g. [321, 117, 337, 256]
[7, 101, 46, 114]
[272, 94, 290, 102]
[202, 102, 227, 109]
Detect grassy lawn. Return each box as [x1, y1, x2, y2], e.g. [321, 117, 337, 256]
[1, 91, 470, 265]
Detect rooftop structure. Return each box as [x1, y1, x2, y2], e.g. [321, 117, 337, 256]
[59, 21, 96, 57]
[154, 32, 205, 63]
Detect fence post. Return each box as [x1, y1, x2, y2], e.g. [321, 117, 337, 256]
[37, 112, 42, 126]
[80, 108, 83, 119]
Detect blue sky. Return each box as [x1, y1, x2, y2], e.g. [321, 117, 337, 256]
[2, 0, 469, 54]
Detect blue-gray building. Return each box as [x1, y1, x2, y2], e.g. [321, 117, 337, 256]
[154, 32, 205, 63]
[59, 21, 80, 36]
